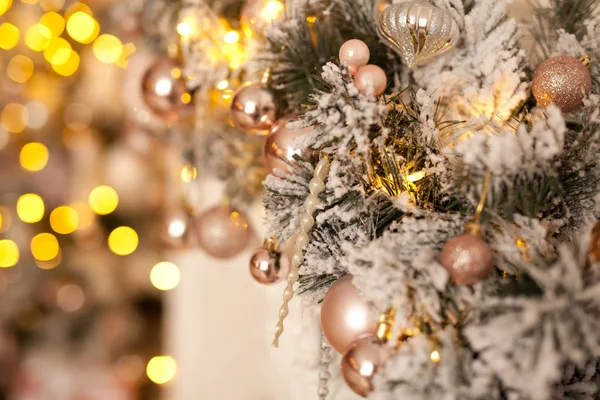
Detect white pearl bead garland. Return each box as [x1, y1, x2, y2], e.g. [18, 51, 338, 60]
[272, 156, 331, 348]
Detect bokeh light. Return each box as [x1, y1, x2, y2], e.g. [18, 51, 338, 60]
[64, 1, 92, 19]
[0, 206, 13, 233]
[0, 0, 12, 16]
[52, 50, 79, 76]
[25, 101, 50, 129]
[0, 240, 19, 268]
[44, 37, 72, 66]
[50, 206, 79, 234]
[56, 283, 85, 312]
[66, 11, 99, 44]
[224, 30, 240, 44]
[146, 356, 177, 384]
[39, 0, 64, 11]
[71, 201, 94, 230]
[108, 226, 138, 256]
[25, 24, 52, 52]
[40, 11, 65, 37]
[1, 103, 29, 133]
[88, 185, 118, 215]
[16, 193, 45, 223]
[7, 55, 34, 83]
[0, 23, 20, 50]
[20, 142, 49, 171]
[35, 249, 61, 269]
[30, 232, 59, 261]
[92, 34, 123, 64]
[150, 262, 181, 291]
[180, 165, 197, 182]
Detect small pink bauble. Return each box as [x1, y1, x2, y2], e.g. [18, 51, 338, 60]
[320, 275, 377, 354]
[230, 84, 278, 135]
[440, 232, 494, 285]
[249, 244, 290, 285]
[264, 118, 313, 176]
[532, 55, 592, 112]
[341, 336, 391, 397]
[339, 39, 370, 75]
[195, 205, 252, 259]
[159, 208, 192, 250]
[354, 65, 387, 96]
[142, 58, 194, 122]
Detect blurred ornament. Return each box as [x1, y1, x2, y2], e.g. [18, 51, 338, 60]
[241, 0, 285, 38]
[377, 0, 459, 68]
[339, 39, 370, 75]
[587, 221, 600, 265]
[142, 57, 194, 122]
[320, 275, 377, 354]
[159, 208, 192, 249]
[249, 237, 289, 285]
[440, 223, 494, 285]
[354, 65, 387, 96]
[532, 55, 592, 112]
[264, 117, 313, 176]
[195, 205, 252, 259]
[341, 336, 391, 397]
[230, 83, 278, 135]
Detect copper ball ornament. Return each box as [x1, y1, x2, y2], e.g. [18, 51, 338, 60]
[195, 205, 252, 259]
[230, 83, 278, 135]
[341, 336, 391, 397]
[320, 275, 378, 354]
[532, 55, 592, 113]
[354, 65, 387, 97]
[142, 58, 194, 122]
[264, 118, 313, 176]
[440, 228, 494, 285]
[249, 238, 290, 285]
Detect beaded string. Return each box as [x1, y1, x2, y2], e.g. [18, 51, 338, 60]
[318, 338, 333, 400]
[272, 155, 331, 348]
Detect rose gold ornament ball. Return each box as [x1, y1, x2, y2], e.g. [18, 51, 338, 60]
[339, 39, 370, 75]
[230, 84, 278, 135]
[532, 55, 592, 112]
[142, 58, 194, 122]
[249, 246, 290, 285]
[354, 65, 387, 97]
[264, 118, 313, 176]
[440, 232, 494, 285]
[320, 275, 378, 354]
[341, 336, 391, 397]
[159, 208, 192, 250]
[195, 206, 252, 259]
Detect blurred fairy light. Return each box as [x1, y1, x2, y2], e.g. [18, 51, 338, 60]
[217, 80, 229, 90]
[39, 0, 64, 11]
[2, 103, 29, 133]
[40, 11, 65, 37]
[177, 18, 197, 38]
[180, 164, 197, 182]
[180, 92, 192, 104]
[108, 226, 138, 256]
[150, 262, 181, 291]
[56, 283, 85, 312]
[17, 193, 45, 223]
[25, 24, 52, 51]
[50, 206, 79, 234]
[430, 350, 440, 362]
[64, 1, 92, 19]
[7, 55, 34, 83]
[44, 37, 73, 66]
[0, 240, 19, 268]
[30, 232, 60, 261]
[261, 0, 284, 23]
[66, 11, 99, 44]
[146, 356, 177, 384]
[0, 206, 12, 233]
[20, 142, 49, 172]
[92, 34, 123, 64]
[25, 101, 49, 129]
[88, 185, 119, 215]
[0, 23, 20, 50]
[35, 249, 61, 269]
[70, 201, 94, 230]
[224, 30, 240, 44]
[51, 50, 79, 76]
[0, 0, 12, 15]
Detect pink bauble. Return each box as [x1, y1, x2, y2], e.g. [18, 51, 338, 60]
[341, 336, 391, 397]
[230, 84, 278, 135]
[440, 232, 494, 285]
[249, 246, 289, 285]
[339, 39, 370, 75]
[354, 65, 387, 96]
[142, 58, 194, 122]
[320, 275, 377, 354]
[264, 118, 313, 176]
[195, 206, 252, 259]
[159, 208, 192, 250]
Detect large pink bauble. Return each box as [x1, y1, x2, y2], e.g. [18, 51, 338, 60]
[264, 118, 313, 176]
[249, 246, 289, 285]
[195, 206, 252, 259]
[440, 232, 494, 285]
[142, 58, 194, 122]
[341, 336, 391, 397]
[159, 208, 192, 250]
[339, 39, 370, 75]
[320, 275, 377, 354]
[230, 83, 278, 135]
[354, 65, 387, 97]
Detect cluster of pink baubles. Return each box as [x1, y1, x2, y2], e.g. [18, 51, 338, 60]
[339, 39, 387, 97]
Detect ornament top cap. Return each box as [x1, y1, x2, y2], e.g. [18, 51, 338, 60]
[377, 0, 460, 68]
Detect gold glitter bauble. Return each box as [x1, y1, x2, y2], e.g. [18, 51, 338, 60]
[532, 56, 592, 113]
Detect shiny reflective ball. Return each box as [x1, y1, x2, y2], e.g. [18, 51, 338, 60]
[341, 336, 391, 397]
[249, 246, 289, 285]
[354, 65, 387, 97]
[230, 83, 278, 135]
[440, 232, 494, 285]
[159, 208, 192, 250]
[264, 118, 313, 176]
[195, 206, 252, 259]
